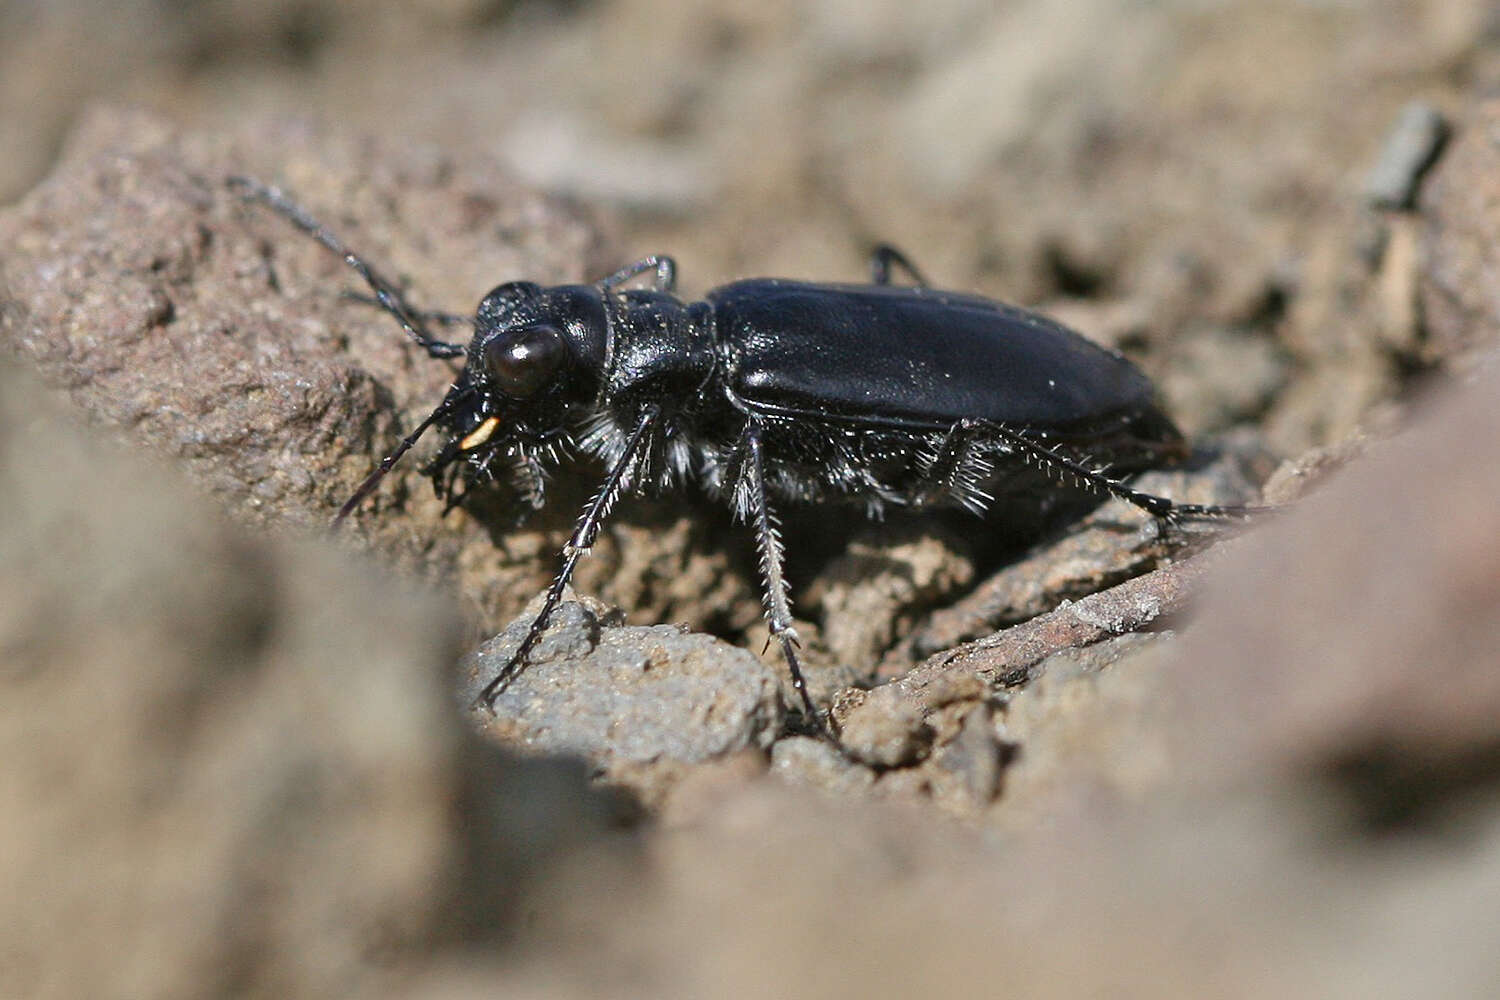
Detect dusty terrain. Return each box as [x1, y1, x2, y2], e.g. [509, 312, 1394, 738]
[4, 1, 1500, 997]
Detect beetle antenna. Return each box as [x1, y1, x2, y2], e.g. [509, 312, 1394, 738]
[333, 387, 474, 527]
[227, 175, 468, 359]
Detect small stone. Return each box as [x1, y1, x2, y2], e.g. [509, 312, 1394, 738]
[926, 703, 1004, 815]
[1364, 101, 1448, 210]
[465, 602, 783, 767]
[836, 686, 931, 768]
[1420, 98, 1500, 360]
[771, 737, 877, 795]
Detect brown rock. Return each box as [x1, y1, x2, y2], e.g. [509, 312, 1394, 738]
[1171, 363, 1500, 825]
[465, 597, 784, 778]
[1421, 98, 1500, 363]
[0, 105, 759, 640]
[836, 685, 931, 768]
[0, 361, 625, 1000]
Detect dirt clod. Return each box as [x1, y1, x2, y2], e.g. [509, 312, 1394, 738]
[837, 686, 932, 769]
[466, 598, 783, 775]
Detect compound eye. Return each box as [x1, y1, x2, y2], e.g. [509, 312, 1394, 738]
[482, 324, 566, 398]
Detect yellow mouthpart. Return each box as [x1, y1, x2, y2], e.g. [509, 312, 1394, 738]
[459, 416, 500, 450]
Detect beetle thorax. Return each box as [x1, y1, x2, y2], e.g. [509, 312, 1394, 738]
[599, 293, 715, 413]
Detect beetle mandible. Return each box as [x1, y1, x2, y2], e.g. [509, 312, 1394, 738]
[229, 176, 1256, 734]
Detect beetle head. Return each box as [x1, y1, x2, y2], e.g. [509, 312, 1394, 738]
[448, 280, 609, 439]
[335, 281, 615, 525]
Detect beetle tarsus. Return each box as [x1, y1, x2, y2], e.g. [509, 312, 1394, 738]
[869, 244, 931, 288]
[475, 406, 659, 710]
[475, 546, 582, 710]
[600, 255, 678, 293]
[986, 420, 1264, 524]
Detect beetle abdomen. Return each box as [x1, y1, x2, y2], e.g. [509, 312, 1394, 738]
[710, 280, 1160, 431]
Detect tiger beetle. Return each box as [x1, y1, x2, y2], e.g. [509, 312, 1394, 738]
[228, 176, 1261, 737]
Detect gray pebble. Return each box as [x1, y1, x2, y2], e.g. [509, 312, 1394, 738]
[837, 686, 931, 768]
[926, 703, 1004, 814]
[465, 601, 784, 766]
[771, 737, 877, 795]
[1364, 101, 1449, 210]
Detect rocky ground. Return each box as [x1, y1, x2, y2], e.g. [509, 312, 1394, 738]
[4, 1, 1500, 997]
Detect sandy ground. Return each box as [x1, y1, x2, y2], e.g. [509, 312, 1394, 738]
[5, 1, 1500, 997]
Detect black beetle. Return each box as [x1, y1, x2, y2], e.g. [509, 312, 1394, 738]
[229, 176, 1256, 733]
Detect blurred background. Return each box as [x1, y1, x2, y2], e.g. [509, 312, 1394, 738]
[7, 3, 1500, 998]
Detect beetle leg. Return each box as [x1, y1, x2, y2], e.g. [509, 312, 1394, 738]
[742, 423, 830, 735]
[438, 460, 466, 515]
[475, 405, 659, 710]
[509, 449, 548, 510]
[227, 176, 468, 359]
[986, 422, 1267, 524]
[913, 418, 995, 513]
[869, 244, 931, 288]
[599, 255, 678, 293]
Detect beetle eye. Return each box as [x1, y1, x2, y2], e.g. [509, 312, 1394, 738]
[482, 324, 566, 398]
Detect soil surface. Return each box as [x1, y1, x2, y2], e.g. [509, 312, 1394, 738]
[5, 3, 1500, 998]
